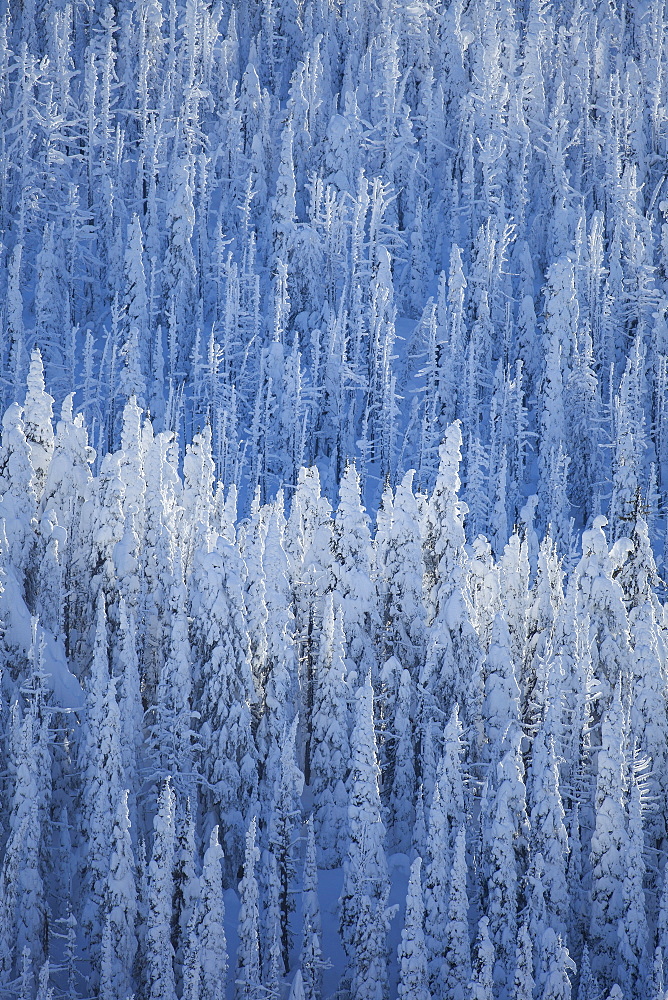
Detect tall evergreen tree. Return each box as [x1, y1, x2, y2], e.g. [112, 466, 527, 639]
[198, 826, 227, 1000]
[397, 858, 429, 1000]
[340, 677, 388, 962]
[190, 536, 258, 873]
[310, 596, 350, 868]
[105, 790, 137, 1000]
[590, 681, 629, 981]
[22, 349, 54, 500]
[268, 718, 303, 975]
[442, 825, 471, 1000]
[146, 780, 177, 1000]
[236, 818, 262, 1000]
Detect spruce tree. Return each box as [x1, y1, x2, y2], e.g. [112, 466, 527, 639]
[397, 858, 429, 1000]
[0, 402, 37, 581]
[190, 535, 258, 873]
[528, 726, 569, 937]
[470, 916, 495, 1000]
[147, 779, 177, 1000]
[442, 825, 471, 1000]
[617, 772, 648, 1000]
[301, 817, 323, 1000]
[539, 929, 575, 1000]
[268, 718, 303, 975]
[590, 681, 628, 981]
[331, 462, 378, 682]
[339, 677, 388, 962]
[423, 782, 449, 993]
[310, 596, 350, 868]
[236, 818, 262, 1000]
[199, 826, 227, 1000]
[22, 349, 54, 500]
[388, 667, 416, 851]
[513, 923, 535, 1000]
[105, 790, 137, 1000]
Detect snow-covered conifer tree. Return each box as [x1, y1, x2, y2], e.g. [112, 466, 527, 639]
[331, 462, 378, 682]
[539, 929, 575, 1000]
[627, 593, 668, 848]
[513, 923, 535, 1000]
[397, 858, 429, 1000]
[423, 781, 449, 993]
[272, 116, 297, 261]
[105, 790, 137, 1000]
[22, 350, 54, 500]
[350, 889, 392, 1000]
[190, 535, 258, 872]
[172, 802, 199, 993]
[198, 826, 227, 1000]
[268, 718, 303, 974]
[257, 495, 297, 787]
[150, 555, 197, 799]
[120, 216, 148, 406]
[617, 770, 648, 1000]
[388, 667, 416, 850]
[339, 676, 388, 960]
[300, 817, 323, 1000]
[470, 916, 495, 1000]
[566, 331, 601, 527]
[483, 614, 521, 758]
[423, 420, 467, 621]
[310, 596, 350, 867]
[79, 599, 124, 982]
[569, 516, 630, 706]
[146, 779, 177, 1000]
[0, 402, 37, 581]
[80, 451, 125, 619]
[590, 681, 629, 980]
[609, 371, 643, 544]
[117, 598, 142, 826]
[284, 465, 333, 787]
[0, 705, 48, 979]
[442, 825, 471, 1000]
[164, 154, 197, 371]
[528, 726, 569, 937]
[236, 818, 261, 1000]
[374, 470, 426, 675]
[34, 223, 65, 391]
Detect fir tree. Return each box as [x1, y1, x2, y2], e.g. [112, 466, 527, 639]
[268, 718, 303, 975]
[397, 858, 429, 1000]
[528, 726, 569, 937]
[310, 596, 350, 868]
[0, 401, 37, 581]
[470, 916, 495, 1000]
[301, 817, 323, 1000]
[236, 818, 261, 1000]
[331, 462, 378, 682]
[146, 779, 177, 1000]
[513, 923, 535, 1000]
[105, 790, 137, 1000]
[22, 349, 54, 500]
[190, 535, 258, 873]
[539, 930, 575, 1000]
[617, 771, 648, 1000]
[442, 825, 472, 1000]
[590, 681, 629, 981]
[340, 677, 388, 961]
[199, 826, 227, 1000]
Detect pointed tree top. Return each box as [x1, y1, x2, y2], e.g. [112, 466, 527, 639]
[204, 824, 224, 866]
[288, 970, 306, 1000]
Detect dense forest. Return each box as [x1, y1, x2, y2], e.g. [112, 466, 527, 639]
[0, 0, 667, 997]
